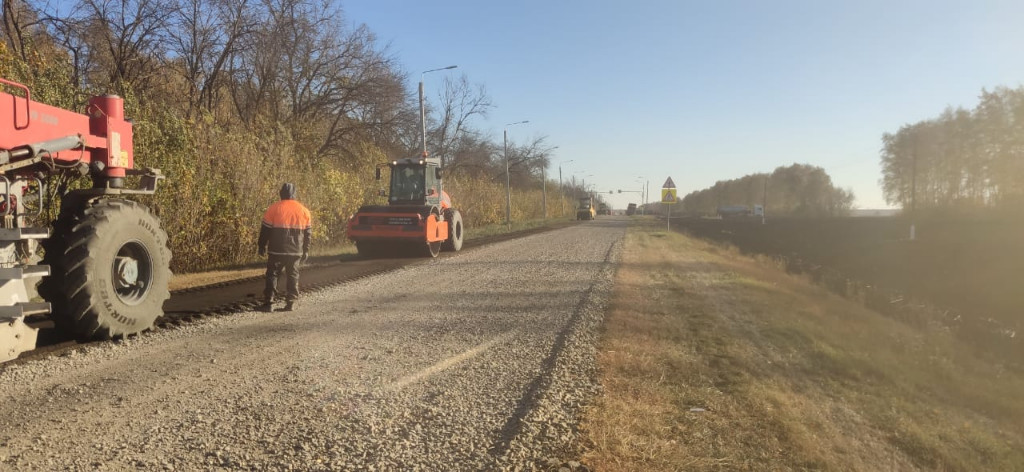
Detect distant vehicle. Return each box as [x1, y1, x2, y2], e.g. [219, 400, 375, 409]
[717, 205, 749, 218]
[626, 203, 638, 215]
[717, 205, 764, 219]
[597, 203, 611, 215]
[576, 196, 596, 220]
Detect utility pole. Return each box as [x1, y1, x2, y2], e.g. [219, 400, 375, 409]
[640, 182, 645, 215]
[558, 166, 564, 216]
[558, 159, 573, 218]
[541, 165, 547, 220]
[910, 138, 918, 241]
[419, 65, 458, 159]
[762, 174, 768, 225]
[645, 180, 649, 215]
[503, 120, 528, 229]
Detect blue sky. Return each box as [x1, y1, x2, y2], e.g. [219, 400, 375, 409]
[343, 0, 1024, 209]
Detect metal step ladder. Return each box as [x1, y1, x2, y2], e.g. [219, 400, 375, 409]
[0, 227, 51, 363]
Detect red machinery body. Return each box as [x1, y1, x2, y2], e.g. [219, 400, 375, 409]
[346, 205, 450, 243]
[0, 77, 170, 363]
[0, 78, 133, 179]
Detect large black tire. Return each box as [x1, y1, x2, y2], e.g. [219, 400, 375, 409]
[442, 210, 464, 252]
[40, 199, 171, 339]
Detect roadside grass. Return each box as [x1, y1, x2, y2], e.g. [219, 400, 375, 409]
[581, 221, 1024, 471]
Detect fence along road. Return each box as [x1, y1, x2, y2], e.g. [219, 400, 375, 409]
[0, 217, 627, 470]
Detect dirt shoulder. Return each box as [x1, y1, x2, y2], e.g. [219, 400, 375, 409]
[581, 221, 1024, 471]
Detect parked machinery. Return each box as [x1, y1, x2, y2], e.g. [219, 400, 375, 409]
[0, 78, 170, 362]
[345, 154, 464, 258]
[576, 196, 596, 220]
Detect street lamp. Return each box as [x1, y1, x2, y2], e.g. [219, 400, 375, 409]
[542, 146, 559, 220]
[636, 176, 648, 215]
[559, 159, 574, 216]
[504, 120, 529, 228]
[419, 65, 458, 157]
[581, 174, 594, 198]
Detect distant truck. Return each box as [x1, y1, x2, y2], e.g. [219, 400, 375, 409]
[717, 205, 764, 219]
[576, 196, 596, 220]
[598, 203, 611, 215]
[626, 203, 638, 216]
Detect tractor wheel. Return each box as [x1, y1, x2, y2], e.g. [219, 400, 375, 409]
[442, 210, 464, 252]
[41, 199, 171, 339]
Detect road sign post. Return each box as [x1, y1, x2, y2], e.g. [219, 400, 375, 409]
[661, 177, 677, 231]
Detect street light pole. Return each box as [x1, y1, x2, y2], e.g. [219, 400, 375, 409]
[559, 159, 574, 217]
[541, 146, 560, 220]
[419, 65, 458, 158]
[762, 174, 768, 225]
[635, 176, 647, 215]
[504, 120, 529, 228]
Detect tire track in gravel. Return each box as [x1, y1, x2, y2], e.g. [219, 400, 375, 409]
[490, 240, 618, 458]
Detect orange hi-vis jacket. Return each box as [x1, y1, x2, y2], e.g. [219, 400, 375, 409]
[259, 199, 312, 256]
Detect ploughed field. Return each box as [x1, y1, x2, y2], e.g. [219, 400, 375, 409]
[673, 216, 1023, 360]
[0, 218, 625, 470]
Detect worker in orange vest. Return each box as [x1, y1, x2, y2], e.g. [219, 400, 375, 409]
[257, 183, 312, 311]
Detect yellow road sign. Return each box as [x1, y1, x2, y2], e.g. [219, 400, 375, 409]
[661, 188, 677, 204]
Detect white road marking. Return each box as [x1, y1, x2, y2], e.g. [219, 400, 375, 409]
[386, 330, 517, 391]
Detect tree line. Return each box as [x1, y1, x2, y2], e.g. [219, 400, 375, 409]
[681, 164, 854, 217]
[1, 0, 582, 271]
[880, 86, 1024, 213]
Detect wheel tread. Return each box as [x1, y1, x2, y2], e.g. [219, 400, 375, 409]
[42, 199, 171, 340]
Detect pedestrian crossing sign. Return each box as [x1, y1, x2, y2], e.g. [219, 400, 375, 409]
[661, 188, 677, 204]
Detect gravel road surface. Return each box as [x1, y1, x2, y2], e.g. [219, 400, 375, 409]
[0, 218, 626, 471]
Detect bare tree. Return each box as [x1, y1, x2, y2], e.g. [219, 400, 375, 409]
[502, 136, 551, 188]
[3, 0, 33, 60]
[428, 74, 492, 169]
[167, 0, 253, 116]
[225, 0, 406, 162]
[36, 0, 177, 94]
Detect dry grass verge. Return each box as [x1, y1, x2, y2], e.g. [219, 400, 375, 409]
[581, 221, 1024, 471]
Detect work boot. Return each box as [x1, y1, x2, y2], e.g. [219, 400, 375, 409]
[258, 300, 274, 312]
[282, 301, 295, 312]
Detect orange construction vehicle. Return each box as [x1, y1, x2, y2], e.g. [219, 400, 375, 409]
[346, 67, 465, 258]
[345, 155, 463, 258]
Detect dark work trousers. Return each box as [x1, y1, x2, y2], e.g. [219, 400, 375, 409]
[264, 254, 301, 302]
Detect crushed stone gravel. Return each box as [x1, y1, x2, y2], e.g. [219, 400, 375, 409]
[0, 219, 626, 470]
